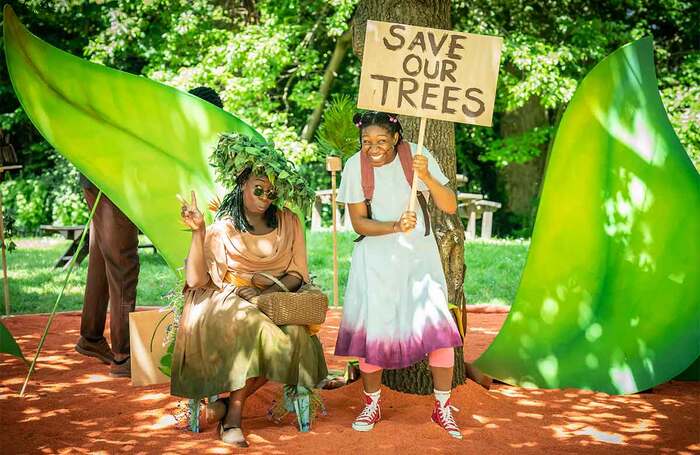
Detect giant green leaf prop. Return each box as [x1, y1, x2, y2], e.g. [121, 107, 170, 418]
[0, 320, 26, 364]
[3, 5, 262, 269]
[475, 37, 700, 394]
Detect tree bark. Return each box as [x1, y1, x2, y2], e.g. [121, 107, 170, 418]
[301, 28, 353, 142]
[499, 96, 549, 228]
[351, 0, 467, 395]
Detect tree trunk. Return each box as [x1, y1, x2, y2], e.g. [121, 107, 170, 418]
[352, 0, 466, 395]
[499, 96, 549, 229]
[301, 28, 353, 142]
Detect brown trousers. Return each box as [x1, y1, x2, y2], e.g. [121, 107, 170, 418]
[80, 186, 140, 358]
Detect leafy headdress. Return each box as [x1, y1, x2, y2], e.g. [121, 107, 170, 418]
[210, 132, 314, 214]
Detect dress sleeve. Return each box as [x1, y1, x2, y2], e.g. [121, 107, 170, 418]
[337, 153, 365, 204]
[284, 211, 311, 283]
[426, 149, 450, 186]
[203, 222, 229, 290]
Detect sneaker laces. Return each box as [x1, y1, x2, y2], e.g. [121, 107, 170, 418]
[356, 399, 378, 422]
[437, 403, 460, 430]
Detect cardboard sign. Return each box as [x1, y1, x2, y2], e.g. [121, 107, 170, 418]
[358, 21, 503, 126]
[129, 309, 174, 386]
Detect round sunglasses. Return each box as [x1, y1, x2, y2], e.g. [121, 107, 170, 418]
[253, 185, 278, 201]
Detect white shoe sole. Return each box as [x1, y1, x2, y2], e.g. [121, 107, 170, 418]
[431, 417, 463, 439]
[352, 422, 376, 431]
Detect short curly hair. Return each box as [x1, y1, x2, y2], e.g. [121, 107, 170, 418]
[188, 86, 223, 109]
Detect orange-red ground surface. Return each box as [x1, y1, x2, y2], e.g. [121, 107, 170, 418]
[1, 309, 698, 454]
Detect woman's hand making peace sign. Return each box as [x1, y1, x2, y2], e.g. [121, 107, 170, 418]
[178, 191, 205, 231]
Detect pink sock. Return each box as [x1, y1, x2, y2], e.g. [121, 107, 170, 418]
[358, 358, 383, 373]
[428, 348, 454, 368]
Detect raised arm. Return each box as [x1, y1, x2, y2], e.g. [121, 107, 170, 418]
[179, 191, 210, 288]
[413, 154, 457, 214]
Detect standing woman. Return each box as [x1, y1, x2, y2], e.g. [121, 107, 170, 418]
[171, 133, 327, 447]
[335, 111, 464, 439]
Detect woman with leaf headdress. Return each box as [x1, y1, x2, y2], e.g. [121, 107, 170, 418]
[170, 133, 326, 447]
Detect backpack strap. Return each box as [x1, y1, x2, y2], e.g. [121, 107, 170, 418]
[355, 142, 430, 242]
[416, 192, 431, 236]
[354, 200, 373, 243]
[396, 141, 415, 186]
[360, 147, 375, 200]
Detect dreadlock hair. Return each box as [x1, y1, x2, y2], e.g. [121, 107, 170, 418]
[188, 86, 224, 109]
[352, 111, 404, 146]
[216, 167, 278, 232]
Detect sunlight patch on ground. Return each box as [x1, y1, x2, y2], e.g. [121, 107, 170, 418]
[550, 422, 626, 445]
[134, 392, 169, 402]
[76, 373, 112, 384]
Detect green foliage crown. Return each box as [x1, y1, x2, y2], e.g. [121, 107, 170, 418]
[210, 133, 315, 209]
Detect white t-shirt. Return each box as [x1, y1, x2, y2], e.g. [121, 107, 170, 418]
[338, 142, 449, 223]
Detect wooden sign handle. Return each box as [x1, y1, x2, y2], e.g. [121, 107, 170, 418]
[326, 156, 341, 308]
[331, 170, 338, 308]
[408, 117, 427, 213]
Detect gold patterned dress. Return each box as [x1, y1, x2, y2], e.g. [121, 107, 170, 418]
[170, 209, 328, 399]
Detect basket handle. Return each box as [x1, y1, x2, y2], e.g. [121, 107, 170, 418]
[251, 272, 290, 293]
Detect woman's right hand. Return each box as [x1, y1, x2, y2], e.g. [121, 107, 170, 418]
[178, 191, 205, 231]
[394, 211, 417, 233]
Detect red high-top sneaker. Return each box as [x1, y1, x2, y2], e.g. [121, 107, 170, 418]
[352, 393, 381, 431]
[431, 398, 463, 440]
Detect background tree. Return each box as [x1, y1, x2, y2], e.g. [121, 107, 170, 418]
[1, 0, 697, 238]
[451, 0, 699, 234]
[0, 0, 362, 233]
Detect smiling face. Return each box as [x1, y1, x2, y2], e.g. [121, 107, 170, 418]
[361, 124, 399, 167]
[243, 175, 276, 215]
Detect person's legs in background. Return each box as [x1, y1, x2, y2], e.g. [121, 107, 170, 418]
[75, 184, 139, 377]
[99, 194, 139, 376]
[75, 186, 113, 365]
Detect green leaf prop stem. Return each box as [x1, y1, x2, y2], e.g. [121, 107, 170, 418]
[210, 132, 315, 220]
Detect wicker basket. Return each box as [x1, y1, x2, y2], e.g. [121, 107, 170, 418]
[252, 274, 328, 326]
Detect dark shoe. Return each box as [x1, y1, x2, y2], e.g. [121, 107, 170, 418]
[75, 337, 114, 365]
[110, 357, 131, 378]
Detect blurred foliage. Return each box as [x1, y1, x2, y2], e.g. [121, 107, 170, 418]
[1, 0, 696, 237]
[316, 94, 358, 160]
